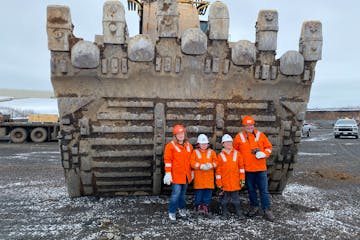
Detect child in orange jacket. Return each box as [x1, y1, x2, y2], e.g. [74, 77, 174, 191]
[163, 124, 193, 223]
[190, 134, 218, 216]
[215, 134, 246, 219]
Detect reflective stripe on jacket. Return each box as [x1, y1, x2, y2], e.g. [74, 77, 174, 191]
[164, 140, 193, 184]
[215, 149, 245, 191]
[190, 149, 218, 189]
[233, 129, 272, 172]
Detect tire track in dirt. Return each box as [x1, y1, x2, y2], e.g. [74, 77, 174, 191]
[334, 139, 360, 160]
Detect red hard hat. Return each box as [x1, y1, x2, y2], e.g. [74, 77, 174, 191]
[173, 124, 185, 134]
[242, 115, 255, 125]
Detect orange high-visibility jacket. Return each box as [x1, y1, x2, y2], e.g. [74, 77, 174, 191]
[233, 129, 272, 172]
[164, 140, 193, 184]
[215, 149, 245, 192]
[190, 149, 218, 189]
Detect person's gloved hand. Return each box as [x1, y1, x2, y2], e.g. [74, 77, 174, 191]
[163, 172, 172, 185]
[206, 163, 213, 169]
[200, 164, 211, 170]
[240, 180, 245, 188]
[255, 151, 266, 159]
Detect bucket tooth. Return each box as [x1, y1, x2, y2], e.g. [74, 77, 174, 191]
[103, 0, 127, 44]
[46, 5, 72, 51]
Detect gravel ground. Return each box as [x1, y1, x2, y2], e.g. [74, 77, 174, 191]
[0, 128, 359, 240]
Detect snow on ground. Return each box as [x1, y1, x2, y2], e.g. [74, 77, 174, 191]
[344, 143, 357, 145]
[7, 152, 59, 159]
[298, 152, 334, 156]
[301, 132, 334, 142]
[1, 178, 359, 240]
[1, 136, 359, 240]
[282, 183, 360, 238]
[4, 151, 60, 163]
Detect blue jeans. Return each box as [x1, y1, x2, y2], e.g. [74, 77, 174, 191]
[245, 171, 271, 210]
[194, 189, 213, 207]
[220, 191, 240, 206]
[169, 184, 188, 214]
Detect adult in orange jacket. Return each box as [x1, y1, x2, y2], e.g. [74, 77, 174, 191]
[215, 134, 246, 219]
[163, 124, 193, 222]
[233, 115, 275, 221]
[190, 134, 218, 216]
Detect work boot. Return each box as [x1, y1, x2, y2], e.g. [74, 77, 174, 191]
[202, 205, 209, 217]
[264, 209, 275, 222]
[178, 208, 187, 218]
[234, 203, 246, 220]
[169, 213, 176, 223]
[221, 203, 229, 219]
[247, 206, 260, 217]
[196, 205, 202, 214]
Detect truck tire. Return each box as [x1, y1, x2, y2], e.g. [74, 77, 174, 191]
[10, 127, 27, 143]
[30, 127, 48, 143]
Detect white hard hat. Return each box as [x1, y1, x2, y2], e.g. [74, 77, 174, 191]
[197, 134, 209, 144]
[221, 134, 233, 143]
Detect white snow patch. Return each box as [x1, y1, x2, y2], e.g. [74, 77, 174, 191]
[0, 180, 46, 189]
[6, 151, 59, 160]
[38, 151, 60, 154]
[283, 183, 360, 237]
[298, 152, 334, 156]
[139, 196, 167, 205]
[344, 143, 356, 146]
[2, 180, 359, 239]
[283, 183, 325, 208]
[304, 206, 360, 235]
[302, 133, 333, 142]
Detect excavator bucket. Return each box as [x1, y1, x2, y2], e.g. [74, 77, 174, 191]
[47, 0, 322, 197]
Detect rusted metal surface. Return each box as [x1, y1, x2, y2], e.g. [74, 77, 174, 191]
[47, 0, 322, 197]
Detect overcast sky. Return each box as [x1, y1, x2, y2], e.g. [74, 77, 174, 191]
[0, 0, 359, 109]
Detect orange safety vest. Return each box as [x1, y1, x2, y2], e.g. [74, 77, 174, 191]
[190, 149, 218, 189]
[215, 149, 245, 192]
[164, 140, 193, 184]
[233, 129, 272, 172]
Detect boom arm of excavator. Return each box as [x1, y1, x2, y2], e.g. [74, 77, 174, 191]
[0, 89, 54, 102]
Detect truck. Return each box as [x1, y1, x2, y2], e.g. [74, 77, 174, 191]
[333, 118, 359, 139]
[0, 114, 59, 143]
[47, 0, 323, 197]
[301, 122, 312, 138]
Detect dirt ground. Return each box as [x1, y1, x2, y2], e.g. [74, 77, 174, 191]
[0, 128, 359, 240]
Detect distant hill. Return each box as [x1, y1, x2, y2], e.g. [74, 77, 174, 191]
[0, 99, 58, 115]
[0, 106, 35, 118]
[0, 89, 54, 99]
